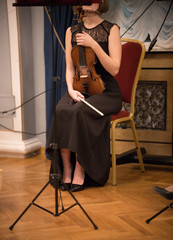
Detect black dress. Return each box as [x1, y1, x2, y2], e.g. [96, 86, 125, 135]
[46, 20, 122, 186]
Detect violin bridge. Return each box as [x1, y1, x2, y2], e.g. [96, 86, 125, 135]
[80, 75, 88, 78]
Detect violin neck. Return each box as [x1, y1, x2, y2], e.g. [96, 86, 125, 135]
[78, 21, 86, 67]
[79, 47, 86, 67]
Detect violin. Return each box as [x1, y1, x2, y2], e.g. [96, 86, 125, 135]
[71, 7, 105, 97]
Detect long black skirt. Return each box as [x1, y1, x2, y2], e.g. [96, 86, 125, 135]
[46, 89, 122, 186]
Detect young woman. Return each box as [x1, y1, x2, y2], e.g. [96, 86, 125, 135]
[47, 0, 122, 192]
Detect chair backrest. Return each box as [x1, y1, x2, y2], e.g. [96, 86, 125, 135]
[115, 38, 145, 115]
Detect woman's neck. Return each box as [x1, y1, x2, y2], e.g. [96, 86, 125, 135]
[83, 13, 103, 29]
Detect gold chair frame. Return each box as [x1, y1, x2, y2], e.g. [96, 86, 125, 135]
[110, 38, 146, 186]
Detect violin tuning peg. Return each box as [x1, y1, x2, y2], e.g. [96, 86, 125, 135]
[73, 6, 78, 14]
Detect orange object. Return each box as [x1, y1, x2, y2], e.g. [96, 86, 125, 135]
[71, 7, 105, 96]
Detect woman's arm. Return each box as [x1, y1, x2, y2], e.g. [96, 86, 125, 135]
[76, 25, 122, 76]
[65, 27, 74, 92]
[65, 27, 84, 101]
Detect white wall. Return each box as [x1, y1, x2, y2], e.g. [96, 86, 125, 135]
[18, 6, 46, 146]
[0, 1, 46, 157]
[31, 7, 46, 146]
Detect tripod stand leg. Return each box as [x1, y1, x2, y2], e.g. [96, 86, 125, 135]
[9, 181, 50, 230]
[54, 187, 65, 215]
[67, 190, 98, 230]
[58, 189, 65, 211]
[146, 204, 170, 224]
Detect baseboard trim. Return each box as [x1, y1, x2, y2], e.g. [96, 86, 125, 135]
[0, 137, 41, 158]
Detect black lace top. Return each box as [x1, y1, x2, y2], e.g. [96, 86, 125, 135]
[71, 20, 120, 92]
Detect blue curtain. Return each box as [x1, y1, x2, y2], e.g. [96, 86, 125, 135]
[44, 6, 73, 142]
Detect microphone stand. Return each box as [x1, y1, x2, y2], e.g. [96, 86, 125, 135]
[9, 0, 98, 230]
[147, 0, 173, 53]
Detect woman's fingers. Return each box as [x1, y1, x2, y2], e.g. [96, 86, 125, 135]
[72, 91, 85, 102]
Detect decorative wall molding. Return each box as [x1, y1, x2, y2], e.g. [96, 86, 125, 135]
[7, 0, 23, 131]
[134, 81, 167, 130]
[122, 81, 167, 130]
[0, 131, 41, 158]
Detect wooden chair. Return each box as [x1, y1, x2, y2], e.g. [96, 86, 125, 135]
[110, 38, 145, 185]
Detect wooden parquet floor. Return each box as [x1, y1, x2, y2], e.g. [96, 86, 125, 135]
[0, 150, 173, 240]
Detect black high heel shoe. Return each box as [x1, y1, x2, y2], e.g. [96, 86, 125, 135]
[153, 186, 173, 200]
[61, 183, 71, 191]
[70, 183, 85, 192]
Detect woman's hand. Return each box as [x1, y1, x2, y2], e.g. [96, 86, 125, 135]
[76, 31, 96, 48]
[68, 89, 85, 102]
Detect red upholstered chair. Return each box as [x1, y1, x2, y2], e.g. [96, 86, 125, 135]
[110, 38, 145, 185]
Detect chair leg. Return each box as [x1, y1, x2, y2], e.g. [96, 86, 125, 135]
[129, 119, 145, 172]
[111, 125, 117, 186]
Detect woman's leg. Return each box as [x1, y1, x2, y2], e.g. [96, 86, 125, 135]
[60, 149, 85, 185]
[72, 156, 85, 185]
[60, 148, 72, 183]
[165, 185, 173, 192]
